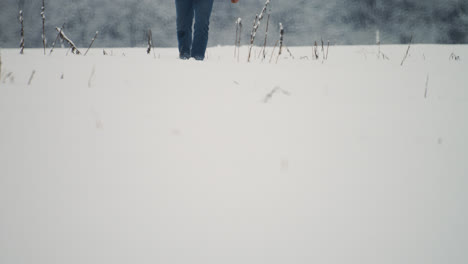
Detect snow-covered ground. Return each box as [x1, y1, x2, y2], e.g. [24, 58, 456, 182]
[1, 45, 467, 264]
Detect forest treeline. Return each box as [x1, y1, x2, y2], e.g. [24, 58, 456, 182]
[0, 0, 467, 48]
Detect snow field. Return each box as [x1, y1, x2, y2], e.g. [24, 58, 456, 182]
[0, 45, 467, 264]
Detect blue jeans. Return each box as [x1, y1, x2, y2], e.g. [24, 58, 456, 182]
[175, 0, 214, 60]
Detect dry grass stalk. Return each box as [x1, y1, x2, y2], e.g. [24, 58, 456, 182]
[376, 32, 389, 60]
[326, 40, 330, 60]
[449, 52, 460, 61]
[260, 9, 271, 61]
[234, 19, 239, 57]
[19, 10, 25, 54]
[147, 29, 157, 58]
[424, 75, 429, 98]
[235, 18, 242, 61]
[377, 40, 390, 60]
[41, 0, 46, 55]
[275, 23, 284, 63]
[84, 31, 99, 56]
[376, 30, 381, 58]
[146, 29, 156, 58]
[247, 14, 259, 62]
[3, 72, 14, 84]
[27, 70, 36, 85]
[381, 52, 389, 60]
[56, 27, 81, 55]
[321, 38, 325, 59]
[313, 41, 319, 60]
[147, 30, 152, 54]
[88, 65, 95, 88]
[377, 44, 389, 60]
[285, 46, 294, 60]
[400, 35, 413, 66]
[248, 0, 270, 62]
[237, 20, 242, 62]
[49, 24, 64, 55]
[269, 39, 279, 63]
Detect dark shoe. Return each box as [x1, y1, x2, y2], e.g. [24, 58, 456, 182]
[192, 56, 204, 61]
[179, 54, 190, 60]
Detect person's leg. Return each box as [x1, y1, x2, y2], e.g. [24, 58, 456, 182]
[191, 0, 214, 60]
[175, 0, 194, 59]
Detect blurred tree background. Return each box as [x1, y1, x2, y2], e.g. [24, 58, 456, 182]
[0, 0, 467, 48]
